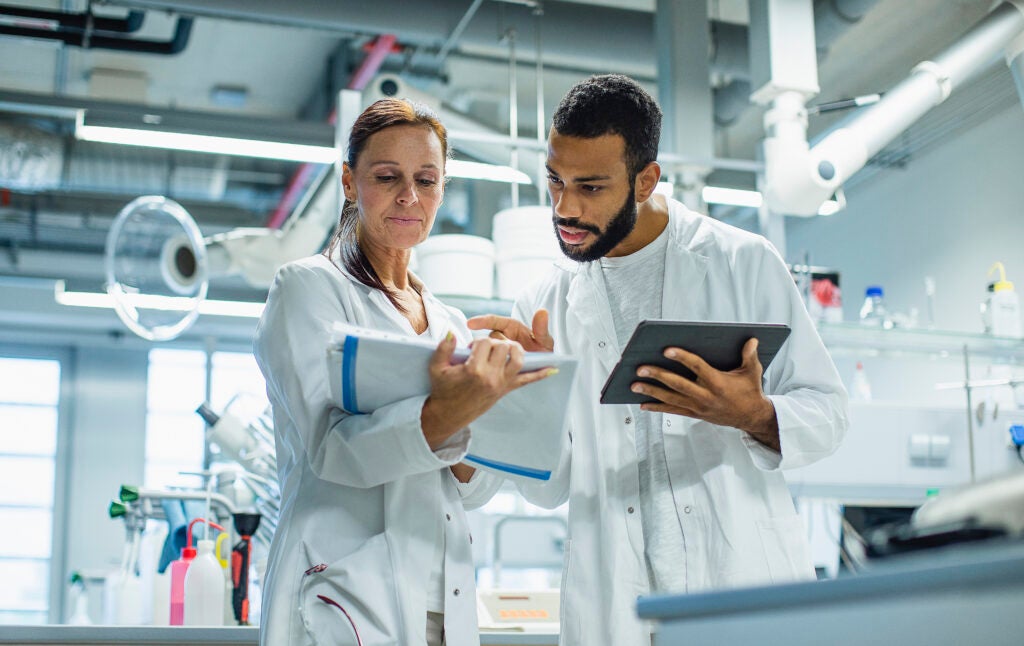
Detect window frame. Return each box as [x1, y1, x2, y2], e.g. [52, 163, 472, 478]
[0, 342, 73, 624]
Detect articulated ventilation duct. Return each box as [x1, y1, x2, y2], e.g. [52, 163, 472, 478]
[1010, 30, 1024, 110]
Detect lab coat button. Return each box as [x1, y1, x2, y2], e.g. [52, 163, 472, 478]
[625, 417, 632, 424]
[453, 588, 461, 596]
[598, 341, 607, 348]
[684, 506, 692, 514]
[446, 513, 451, 521]
[469, 533, 473, 544]
[627, 506, 635, 514]
[666, 419, 672, 427]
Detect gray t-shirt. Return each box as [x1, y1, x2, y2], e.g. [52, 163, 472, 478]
[599, 226, 687, 593]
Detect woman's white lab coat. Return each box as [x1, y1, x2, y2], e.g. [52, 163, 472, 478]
[254, 254, 481, 646]
[463, 199, 848, 645]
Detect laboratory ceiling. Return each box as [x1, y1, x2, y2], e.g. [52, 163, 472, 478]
[0, 0, 1015, 291]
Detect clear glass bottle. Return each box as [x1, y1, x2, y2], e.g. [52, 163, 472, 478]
[859, 286, 889, 328]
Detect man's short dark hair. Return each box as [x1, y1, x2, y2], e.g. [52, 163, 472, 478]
[552, 74, 662, 178]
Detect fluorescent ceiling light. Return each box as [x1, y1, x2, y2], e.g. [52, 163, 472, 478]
[702, 185, 842, 216]
[76, 123, 338, 164]
[54, 282, 264, 319]
[702, 186, 763, 208]
[446, 159, 532, 184]
[76, 120, 532, 184]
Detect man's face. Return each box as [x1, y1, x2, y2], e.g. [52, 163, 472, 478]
[546, 130, 638, 262]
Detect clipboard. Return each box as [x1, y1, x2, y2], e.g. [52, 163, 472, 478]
[599, 320, 791, 405]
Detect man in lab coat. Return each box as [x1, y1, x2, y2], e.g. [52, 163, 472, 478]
[464, 74, 849, 645]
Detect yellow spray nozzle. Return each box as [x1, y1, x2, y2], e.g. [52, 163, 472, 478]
[988, 262, 1014, 292]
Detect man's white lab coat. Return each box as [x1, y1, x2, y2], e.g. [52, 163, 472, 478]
[254, 254, 481, 646]
[462, 199, 848, 645]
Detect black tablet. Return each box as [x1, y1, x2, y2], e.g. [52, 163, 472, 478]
[599, 320, 791, 405]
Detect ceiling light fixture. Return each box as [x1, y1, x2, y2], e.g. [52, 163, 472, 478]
[76, 122, 338, 164]
[54, 281, 265, 319]
[702, 186, 841, 216]
[75, 118, 532, 185]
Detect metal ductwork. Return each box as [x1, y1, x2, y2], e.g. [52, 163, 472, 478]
[713, 0, 880, 126]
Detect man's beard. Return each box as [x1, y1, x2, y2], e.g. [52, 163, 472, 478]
[553, 190, 637, 263]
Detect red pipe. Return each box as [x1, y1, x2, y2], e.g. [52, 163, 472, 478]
[265, 34, 398, 230]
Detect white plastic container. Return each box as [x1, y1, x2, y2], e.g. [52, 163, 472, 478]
[851, 362, 873, 402]
[183, 539, 225, 626]
[492, 206, 560, 299]
[982, 263, 1022, 338]
[415, 234, 495, 298]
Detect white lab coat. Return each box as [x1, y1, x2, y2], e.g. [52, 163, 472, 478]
[462, 199, 848, 645]
[254, 253, 481, 646]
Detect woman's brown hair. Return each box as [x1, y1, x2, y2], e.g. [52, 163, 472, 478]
[323, 98, 449, 309]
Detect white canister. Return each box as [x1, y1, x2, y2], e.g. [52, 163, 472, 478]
[415, 234, 496, 299]
[492, 206, 561, 300]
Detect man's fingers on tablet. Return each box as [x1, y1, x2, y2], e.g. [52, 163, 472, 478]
[636, 365, 706, 399]
[664, 347, 714, 381]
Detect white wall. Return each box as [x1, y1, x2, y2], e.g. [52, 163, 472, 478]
[786, 103, 1024, 334]
[63, 347, 149, 622]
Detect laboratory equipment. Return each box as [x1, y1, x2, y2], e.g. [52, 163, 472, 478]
[851, 362, 872, 402]
[177, 518, 224, 626]
[492, 206, 561, 300]
[184, 537, 226, 626]
[414, 234, 496, 298]
[981, 262, 1022, 338]
[104, 195, 208, 341]
[756, 1, 1024, 216]
[230, 513, 261, 626]
[858, 286, 890, 328]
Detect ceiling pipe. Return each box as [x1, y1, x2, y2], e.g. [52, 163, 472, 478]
[265, 34, 397, 229]
[0, 3, 145, 33]
[0, 15, 193, 55]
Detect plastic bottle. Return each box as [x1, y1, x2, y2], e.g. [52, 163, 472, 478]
[983, 263, 1022, 338]
[859, 286, 890, 328]
[184, 539, 226, 626]
[851, 362, 873, 402]
[168, 545, 197, 626]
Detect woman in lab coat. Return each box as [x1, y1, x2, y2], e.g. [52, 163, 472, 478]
[254, 99, 549, 646]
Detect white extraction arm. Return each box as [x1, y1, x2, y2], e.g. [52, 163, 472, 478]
[761, 0, 1024, 216]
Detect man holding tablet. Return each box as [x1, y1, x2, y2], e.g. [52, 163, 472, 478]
[465, 74, 848, 646]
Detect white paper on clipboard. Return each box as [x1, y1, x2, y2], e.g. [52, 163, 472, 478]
[327, 322, 577, 480]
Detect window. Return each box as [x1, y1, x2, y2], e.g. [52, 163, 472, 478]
[0, 357, 61, 625]
[144, 348, 267, 489]
[145, 349, 207, 489]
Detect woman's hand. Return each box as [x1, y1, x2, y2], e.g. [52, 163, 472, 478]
[421, 332, 555, 450]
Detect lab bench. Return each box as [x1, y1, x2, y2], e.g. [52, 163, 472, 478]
[637, 539, 1024, 646]
[0, 626, 558, 646]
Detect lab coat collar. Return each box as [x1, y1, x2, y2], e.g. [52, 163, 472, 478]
[323, 250, 440, 338]
[557, 199, 711, 324]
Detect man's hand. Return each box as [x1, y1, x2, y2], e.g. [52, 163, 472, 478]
[632, 338, 781, 452]
[467, 309, 554, 352]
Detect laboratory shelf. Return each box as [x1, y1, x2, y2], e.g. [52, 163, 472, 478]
[816, 321, 1024, 361]
[438, 295, 514, 318]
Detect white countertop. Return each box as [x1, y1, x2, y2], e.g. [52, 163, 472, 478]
[0, 625, 558, 646]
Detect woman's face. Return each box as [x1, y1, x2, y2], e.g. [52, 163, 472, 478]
[342, 124, 446, 252]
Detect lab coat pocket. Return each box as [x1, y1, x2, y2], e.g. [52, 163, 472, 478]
[755, 515, 815, 584]
[298, 533, 402, 646]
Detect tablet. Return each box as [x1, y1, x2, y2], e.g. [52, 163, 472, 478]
[599, 320, 791, 405]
